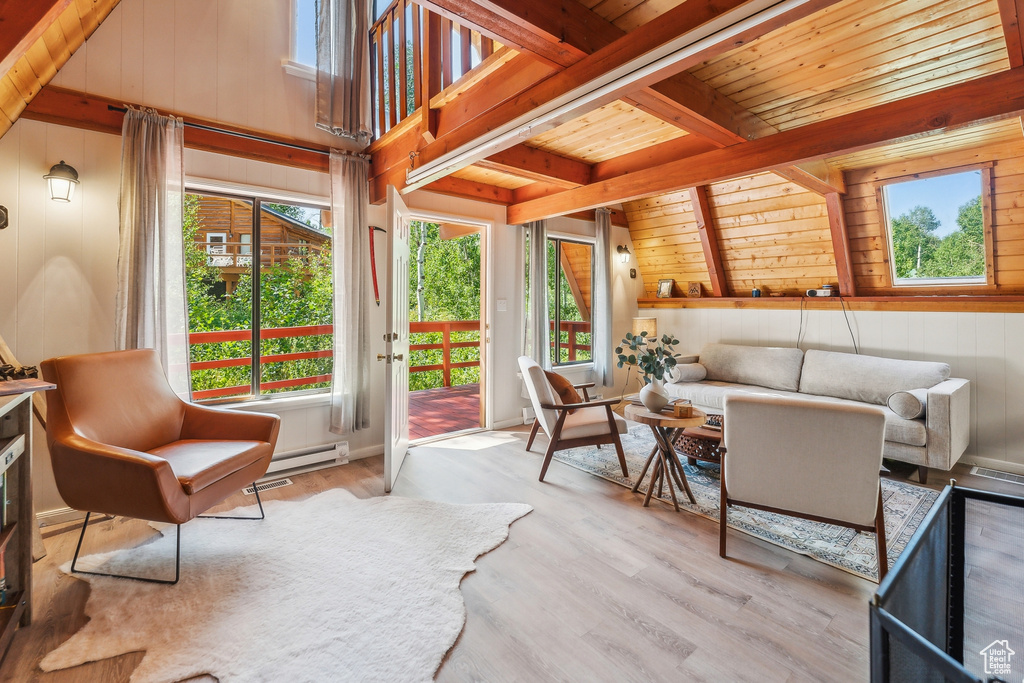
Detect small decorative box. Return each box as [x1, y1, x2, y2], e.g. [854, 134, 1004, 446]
[672, 400, 692, 418]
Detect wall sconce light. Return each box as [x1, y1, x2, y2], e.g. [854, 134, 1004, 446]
[0, 205, 8, 230]
[44, 161, 79, 203]
[616, 244, 630, 263]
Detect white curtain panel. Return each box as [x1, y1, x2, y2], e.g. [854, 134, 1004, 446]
[114, 107, 190, 397]
[592, 208, 613, 386]
[523, 220, 550, 369]
[329, 151, 371, 434]
[316, 0, 373, 146]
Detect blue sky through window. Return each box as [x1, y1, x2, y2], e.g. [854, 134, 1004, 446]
[884, 170, 982, 237]
[295, 0, 316, 66]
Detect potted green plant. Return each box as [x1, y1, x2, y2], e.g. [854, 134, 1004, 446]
[615, 331, 681, 412]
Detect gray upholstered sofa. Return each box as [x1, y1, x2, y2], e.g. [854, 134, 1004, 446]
[663, 344, 970, 481]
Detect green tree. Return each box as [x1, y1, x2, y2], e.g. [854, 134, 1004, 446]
[891, 205, 941, 278]
[918, 196, 985, 278]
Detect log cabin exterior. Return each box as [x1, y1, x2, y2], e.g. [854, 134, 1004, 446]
[3, 0, 1024, 679]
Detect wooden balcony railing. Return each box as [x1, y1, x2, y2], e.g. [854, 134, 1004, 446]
[552, 320, 591, 363]
[201, 241, 325, 269]
[370, 0, 498, 137]
[409, 320, 481, 387]
[189, 324, 333, 400]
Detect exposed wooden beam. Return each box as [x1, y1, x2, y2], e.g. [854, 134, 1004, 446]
[776, 161, 846, 195]
[688, 186, 728, 297]
[825, 192, 856, 297]
[23, 87, 330, 172]
[476, 145, 591, 188]
[402, 0, 840, 192]
[506, 68, 1024, 224]
[997, 0, 1024, 69]
[420, 11, 442, 142]
[0, 0, 73, 76]
[564, 209, 629, 228]
[422, 176, 515, 205]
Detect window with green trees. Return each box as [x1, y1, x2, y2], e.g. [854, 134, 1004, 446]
[528, 237, 593, 367]
[184, 191, 333, 401]
[881, 169, 988, 285]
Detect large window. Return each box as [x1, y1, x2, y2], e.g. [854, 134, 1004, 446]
[880, 167, 990, 286]
[547, 238, 593, 366]
[184, 190, 333, 401]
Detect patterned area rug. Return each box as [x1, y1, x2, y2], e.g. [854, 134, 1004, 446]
[555, 426, 938, 580]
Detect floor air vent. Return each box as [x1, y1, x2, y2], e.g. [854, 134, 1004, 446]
[970, 467, 1024, 486]
[243, 478, 293, 496]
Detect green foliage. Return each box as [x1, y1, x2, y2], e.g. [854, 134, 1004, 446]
[890, 198, 985, 280]
[615, 332, 681, 383]
[407, 221, 482, 392]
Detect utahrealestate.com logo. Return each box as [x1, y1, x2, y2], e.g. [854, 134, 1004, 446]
[980, 639, 1015, 677]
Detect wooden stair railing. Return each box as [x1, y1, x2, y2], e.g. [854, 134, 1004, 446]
[370, 0, 498, 137]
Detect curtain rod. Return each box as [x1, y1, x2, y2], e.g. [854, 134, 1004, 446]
[105, 104, 366, 158]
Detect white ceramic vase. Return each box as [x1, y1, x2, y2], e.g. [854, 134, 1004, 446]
[639, 377, 670, 412]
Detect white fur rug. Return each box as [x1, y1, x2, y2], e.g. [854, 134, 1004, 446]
[41, 489, 531, 682]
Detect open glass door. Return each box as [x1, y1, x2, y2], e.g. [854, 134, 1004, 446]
[384, 186, 412, 493]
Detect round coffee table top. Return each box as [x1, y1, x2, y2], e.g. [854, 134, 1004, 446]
[624, 403, 706, 429]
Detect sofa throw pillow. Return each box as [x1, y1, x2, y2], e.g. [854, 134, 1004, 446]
[544, 371, 581, 414]
[887, 389, 928, 419]
[667, 363, 707, 383]
[698, 343, 805, 391]
[799, 350, 950, 406]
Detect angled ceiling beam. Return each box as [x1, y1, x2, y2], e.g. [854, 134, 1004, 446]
[997, 0, 1024, 68]
[422, 175, 515, 205]
[825, 192, 856, 296]
[402, 0, 841, 192]
[0, 0, 73, 76]
[505, 67, 1024, 224]
[416, 0, 843, 195]
[476, 145, 591, 188]
[688, 186, 728, 297]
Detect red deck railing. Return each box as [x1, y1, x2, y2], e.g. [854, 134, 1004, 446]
[189, 324, 333, 400]
[552, 320, 591, 362]
[190, 320, 486, 400]
[370, 0, 498, 137]
[409, 320, 481, 387]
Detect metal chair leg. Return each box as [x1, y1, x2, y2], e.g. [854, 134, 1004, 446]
[198, 482, 266, 520]
[71, 512, 181, 585]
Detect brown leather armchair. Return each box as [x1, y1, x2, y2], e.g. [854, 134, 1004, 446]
[42, 349, 281, 584]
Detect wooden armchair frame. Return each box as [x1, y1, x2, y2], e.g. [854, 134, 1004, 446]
[525, 381, 594, 451]
[535, 396, 629, 482]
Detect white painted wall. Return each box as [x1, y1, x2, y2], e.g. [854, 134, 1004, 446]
[643, 307, 1024, 472]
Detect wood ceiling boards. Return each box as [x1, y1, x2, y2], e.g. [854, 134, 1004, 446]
[0, 0, 120, 138]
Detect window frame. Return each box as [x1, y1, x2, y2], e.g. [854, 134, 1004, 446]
[876, 162, 995, 288]
[185, 186, 332, 405]
[546, 235, 595, 368]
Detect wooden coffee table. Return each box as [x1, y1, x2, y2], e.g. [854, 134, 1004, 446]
[623, 404, 706, 511]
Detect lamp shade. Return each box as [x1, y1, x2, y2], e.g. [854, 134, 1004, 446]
[617, 244, 630, 263]
[632, 316, 657, 339]
[44, 160, 79, 203]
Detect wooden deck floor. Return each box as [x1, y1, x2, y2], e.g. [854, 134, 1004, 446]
[3, 431, 1021, 682]
[410, 383, 481, 440]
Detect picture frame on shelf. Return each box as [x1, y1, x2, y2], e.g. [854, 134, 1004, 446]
[656, 279, 675, 298]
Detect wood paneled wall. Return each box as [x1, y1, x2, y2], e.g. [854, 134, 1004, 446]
[843, 138, 1024, 295]
[626, 172, 838, 298]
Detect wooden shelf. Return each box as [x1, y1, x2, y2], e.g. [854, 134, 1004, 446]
[0, 524, 16, 556]
[0, 379, 54, 397]
[0, 591, 27, 660]
[636, 296, 1024, 313]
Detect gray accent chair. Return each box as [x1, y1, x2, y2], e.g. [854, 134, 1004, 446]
[720, 394, 889, 581]
[518, 356, 628, 482]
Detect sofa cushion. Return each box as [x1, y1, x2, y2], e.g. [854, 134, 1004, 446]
[698, 344, 805, 391]
[560, 406, 628, 440]
[667, 363, 707, 383]
[799, 349, 950, 405]
[664, 380, 927, 447]
[887, 389, 928, 419]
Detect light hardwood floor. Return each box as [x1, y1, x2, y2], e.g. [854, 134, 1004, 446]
[1, 427, 1019, 682]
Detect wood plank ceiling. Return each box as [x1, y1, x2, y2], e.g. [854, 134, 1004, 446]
[406, 0, 1021, 298]
[0, 0, 121, 138]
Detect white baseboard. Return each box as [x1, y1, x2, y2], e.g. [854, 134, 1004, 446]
[37, 507, 85, 527]
[961, 456, 1024, 477]
[493, 417, 525, 430]
[348, 444, 384, 460]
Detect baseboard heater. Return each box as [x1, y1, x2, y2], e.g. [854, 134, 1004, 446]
[265, 442, 349, 478]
